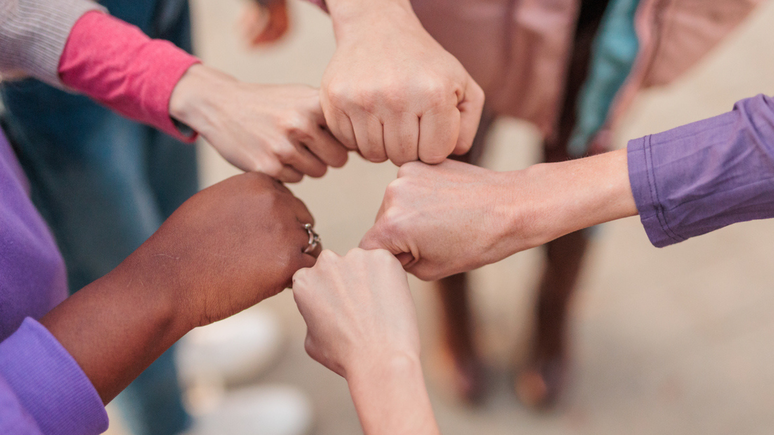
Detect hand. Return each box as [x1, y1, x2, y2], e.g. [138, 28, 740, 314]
[170, 65, 348, 182]
[360, 152, 638, 281]
[320, 0, 485, 166]
[126, 172, 321, 327]
[241, 0, 290, 47]
[292, 248, 419, 378]
[360, 160, 522, 281]
[292, 248, 439, 435]
[42, 172, 321, 402]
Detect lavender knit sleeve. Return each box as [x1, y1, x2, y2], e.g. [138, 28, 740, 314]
[0, 0, 105, 87]
[0, 318, 108, 435]
[627, 94, 774, 247]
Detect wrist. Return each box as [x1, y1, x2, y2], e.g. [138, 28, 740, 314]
[516, 149, 637, 246]
[327, 0, 416, 41]
[169, 64, 237, 138]
[346, 351, 439, 435]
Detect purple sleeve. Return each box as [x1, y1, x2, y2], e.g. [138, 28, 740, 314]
[0, 318, 109, 435]
[627, 94, 774, 247]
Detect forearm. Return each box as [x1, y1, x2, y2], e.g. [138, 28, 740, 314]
[347, 353, 440, 435]
[509, 148, 637, 250]
[323, 0, 417, 39]
[39, 255, 189, 403]
[58, 11, 200, 141]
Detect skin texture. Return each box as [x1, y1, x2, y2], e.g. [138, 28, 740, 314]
[292, 249, 439, 435]
[40, 173, 321, 403]
[360, 150, 638, 281]
[320, 0, 485, 166]
[169, 64, 348, 183]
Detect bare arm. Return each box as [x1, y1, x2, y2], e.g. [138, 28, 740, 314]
[42, 173, 319, 403]
[293, 249, 440, 435]
[361, 149, 636, 281]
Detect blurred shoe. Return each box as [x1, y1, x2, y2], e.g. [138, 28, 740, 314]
[184, 385, 313, 435]
[515, 357, 566, 410]
[175, 307, 283, 385]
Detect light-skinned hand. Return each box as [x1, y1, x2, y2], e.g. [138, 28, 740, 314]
[320, 0, 484, 166]
[170, 64, 348, 182]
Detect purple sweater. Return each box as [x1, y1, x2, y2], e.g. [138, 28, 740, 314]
[0, 129, 108, 434]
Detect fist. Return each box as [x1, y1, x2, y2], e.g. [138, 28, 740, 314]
[127, 172, 321, 328]
[292, 248, 420, 378]
[360, 160, 525, 281]
[320, 3, 484, 166]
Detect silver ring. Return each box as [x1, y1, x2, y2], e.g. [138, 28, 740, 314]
[303, 223, 320, 254]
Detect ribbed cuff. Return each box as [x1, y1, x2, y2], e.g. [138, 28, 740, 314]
[627, 135, 684, 247]
[0, 318, 108, 435]
[0, 0, 105, 88]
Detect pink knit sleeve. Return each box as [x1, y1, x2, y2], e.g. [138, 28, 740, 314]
[57, 11, 201, 142]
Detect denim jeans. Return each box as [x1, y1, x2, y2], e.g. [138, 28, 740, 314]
[1, 0, 196, 433]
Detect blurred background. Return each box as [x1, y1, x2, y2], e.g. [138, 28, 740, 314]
[103, 0, 774, 434]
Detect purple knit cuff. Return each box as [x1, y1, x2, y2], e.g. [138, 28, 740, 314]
[0, 318, 108, 435]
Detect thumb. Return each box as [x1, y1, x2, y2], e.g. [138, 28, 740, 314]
[360, 224, 416, 267]
[453, 76, 485, 155]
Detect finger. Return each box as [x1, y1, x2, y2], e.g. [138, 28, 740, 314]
[287, 142, 328, 178]
[383, 112, 419, 166]
[276, 165, 304, 183]
[417, 106, 459, 164]
[351, 113, 387, 163]
[289, 195, 315, 228]
[305, 127, 349, 168]
[395, 252, 414, 267]
[320, 90, 358, 151]
[453, 77, 485, 155]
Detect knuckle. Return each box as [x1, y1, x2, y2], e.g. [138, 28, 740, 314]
[397, 161, 422, 178]
[318, 249, 337, 263]
[273, 143, 297, 161]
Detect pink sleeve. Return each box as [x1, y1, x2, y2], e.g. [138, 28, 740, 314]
[57, 11, 201, 142]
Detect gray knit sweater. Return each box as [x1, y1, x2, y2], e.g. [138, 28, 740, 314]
[0, 0, 104, 87]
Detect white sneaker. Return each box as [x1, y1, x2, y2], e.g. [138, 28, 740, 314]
[175, 307, 283, 385]
[184, 385, 313, 435]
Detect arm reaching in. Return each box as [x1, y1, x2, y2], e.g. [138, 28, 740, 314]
[362, 94, 774, 280]
[169, 65, 348, 182]
[57, 11, 348, 183]
[292, 249, 440, 435]
[361, 152, 636, 281]
[319, 0, 484, 165]
[41, 172, 320, 403]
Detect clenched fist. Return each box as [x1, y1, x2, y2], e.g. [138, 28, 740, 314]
[320, 0, 484, 166]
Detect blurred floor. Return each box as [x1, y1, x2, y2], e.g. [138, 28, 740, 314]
[110, 0, 774, 434]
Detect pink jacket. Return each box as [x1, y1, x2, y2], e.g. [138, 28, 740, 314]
[410, 0, 762, 146]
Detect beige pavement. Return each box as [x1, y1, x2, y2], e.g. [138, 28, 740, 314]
[114, 1, 774, 434]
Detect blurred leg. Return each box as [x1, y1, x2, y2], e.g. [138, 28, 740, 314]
[515, 0, 609, 409]
[434, 109, 495, 404]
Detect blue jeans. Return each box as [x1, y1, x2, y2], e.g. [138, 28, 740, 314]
[1, 1, 196, 434]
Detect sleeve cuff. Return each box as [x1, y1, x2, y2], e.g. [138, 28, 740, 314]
[58, 11, 201, 142]
[0, 318, 108, 435]
[627, 135, 685, 247]
[0, 0, 105, 88]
